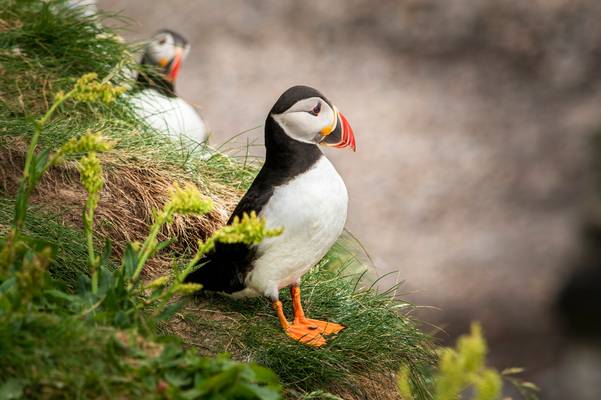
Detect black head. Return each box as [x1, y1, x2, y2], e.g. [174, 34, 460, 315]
[155, 29, 189, 49]
[267, 85, 356, 153]
[140, 29, 190, 82]
[269, 85, 330, 115]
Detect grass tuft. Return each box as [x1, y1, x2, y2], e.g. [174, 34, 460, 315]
[175, 259, 436, 399]
[0, 197, 89, 285]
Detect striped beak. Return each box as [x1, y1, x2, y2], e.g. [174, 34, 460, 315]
[320, 106, 356, 151]
[165, 47, 184, 82]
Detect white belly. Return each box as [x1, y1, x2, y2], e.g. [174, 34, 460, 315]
[241, 156, 348, 299]
[129, 89, 208, 146]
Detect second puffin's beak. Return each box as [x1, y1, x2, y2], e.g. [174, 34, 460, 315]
[165, 47, 184, 82]
[319, 106, 356, 151]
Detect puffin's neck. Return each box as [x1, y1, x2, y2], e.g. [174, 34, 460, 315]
[263, 116, 323, 176]
[135, 55, 177, 98]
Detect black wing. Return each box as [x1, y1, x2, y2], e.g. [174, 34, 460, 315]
[184, 169, 277, 293]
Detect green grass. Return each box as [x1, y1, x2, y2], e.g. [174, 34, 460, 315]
[0, 310, 281, 399]
[0, 312, 144, 399]
[179, 261, 436, 398]
[0, 1, 437, 399]
[0, 0, 258, 193]
[0, 197, 89, 286]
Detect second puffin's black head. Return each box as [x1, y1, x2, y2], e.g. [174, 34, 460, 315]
[268, 86, 356, 152]
[141, 29, 190, 82]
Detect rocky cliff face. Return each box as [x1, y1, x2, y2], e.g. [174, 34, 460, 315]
[99, 0, 601, 397]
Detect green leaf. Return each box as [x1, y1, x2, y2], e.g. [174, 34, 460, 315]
[501, 367, 525, 375]
[76, 274, 91, 295]
[0, 378, 27, 400]
[158, 343, 183, 363]
[19, 234, 56, 256]
[99, 239, 112, 266]
[0, 277, 17, 296]
[232, 382, 281, 400]
[122, 244, 138, 279]
[98, 265, 115, 294]
[156, 238, 176, 252]
[33, 148, 50, 181]
[156, 301, 184, 321]
[44, 289, 78, 303]
[248, 364, 280, 385]
[164, 371, 190, 387]
[518, 381, 541, 392]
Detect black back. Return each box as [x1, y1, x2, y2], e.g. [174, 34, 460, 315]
[185, 86, 326, 293]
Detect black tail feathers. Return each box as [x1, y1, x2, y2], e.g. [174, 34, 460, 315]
[183, 257, 245, 294]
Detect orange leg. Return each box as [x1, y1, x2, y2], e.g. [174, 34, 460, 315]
[290, 285, 345, 336]
[272, 300, 326, 347]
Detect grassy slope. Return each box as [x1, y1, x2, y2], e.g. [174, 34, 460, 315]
[0, 1, 437, 398]
[0, 197, 89, 285]
[177, 265, 435, 398]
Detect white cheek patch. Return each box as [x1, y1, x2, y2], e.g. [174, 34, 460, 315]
[272, 99, 336, 144]
[148, 38, 175, 65]
[273, 112, 325, 144]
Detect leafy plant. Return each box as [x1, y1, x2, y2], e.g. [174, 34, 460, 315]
[398, 323, 539, 400]
[0, 69, 283, 399]
[500, 368, 541, 400]
[1, 72, 123, 317]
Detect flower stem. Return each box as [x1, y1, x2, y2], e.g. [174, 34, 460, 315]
[83, 194, 99, 294]
[13, 89, 75, 236]
[128, 208, 171, 289]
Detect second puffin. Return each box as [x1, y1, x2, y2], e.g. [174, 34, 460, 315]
[186, 86, 356, 347]
[132, 30, 208, 148]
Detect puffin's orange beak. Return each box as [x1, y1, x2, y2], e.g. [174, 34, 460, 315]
[166, 47, 183, 82]
[320, 107, 356, 152]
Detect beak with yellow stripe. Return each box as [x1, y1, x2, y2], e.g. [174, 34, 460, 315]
[319, 105, 356, 151]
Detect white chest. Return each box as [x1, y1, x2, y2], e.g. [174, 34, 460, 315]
[244, 157, 348, 299]
[129, 89, 208, 145]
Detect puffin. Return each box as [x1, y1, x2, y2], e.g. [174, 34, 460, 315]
[186, 85, 356, 347]
[131, 30, 208, 147]
[66, 0, 97, 17]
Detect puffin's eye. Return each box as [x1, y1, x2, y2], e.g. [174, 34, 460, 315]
[310, 102, 321, 116]
[158, 36, 167, 45]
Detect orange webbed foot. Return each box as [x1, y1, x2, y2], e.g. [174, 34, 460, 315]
[288, 285, 345, 339]
[297, 318, 345, 336]
[285, 323, 327, 347]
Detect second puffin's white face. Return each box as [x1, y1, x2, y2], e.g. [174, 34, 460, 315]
[272, 97, 338, 144]
[146, 32, 190, 68]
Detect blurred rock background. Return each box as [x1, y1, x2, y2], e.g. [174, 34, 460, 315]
[98, 0, 601, 398]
